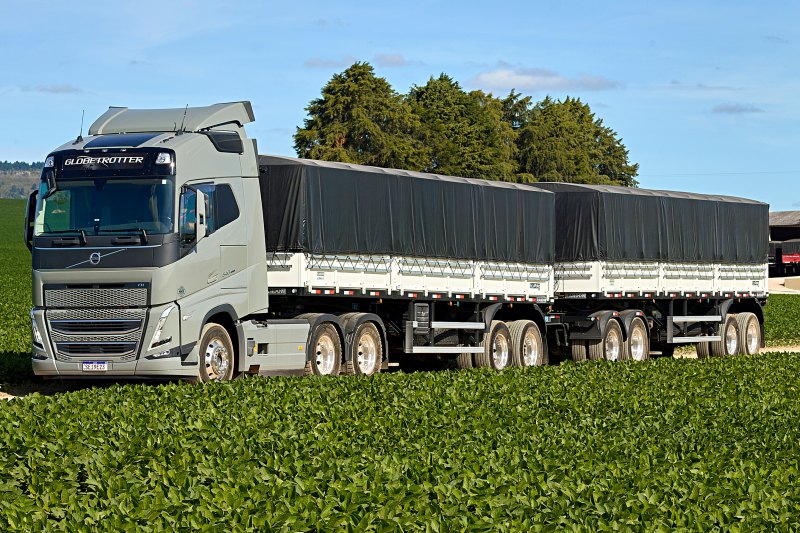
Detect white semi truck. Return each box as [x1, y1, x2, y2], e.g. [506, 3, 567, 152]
[25, 102, 769, 381]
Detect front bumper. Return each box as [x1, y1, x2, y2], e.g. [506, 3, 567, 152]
[31, 304, 198, 378]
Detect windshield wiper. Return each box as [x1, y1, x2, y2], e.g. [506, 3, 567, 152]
[41, 229, 87, 245]
[98, 228, 149, 244]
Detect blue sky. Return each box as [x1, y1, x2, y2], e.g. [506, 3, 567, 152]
[1, 0, 797, 209]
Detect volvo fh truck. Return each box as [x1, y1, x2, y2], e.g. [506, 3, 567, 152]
[25, 102, 769, 381]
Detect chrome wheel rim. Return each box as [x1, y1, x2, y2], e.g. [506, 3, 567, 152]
[746, 320, 759, 353]
[356, 332, 379, 374]
[605, 329, 621, 361]
[204, 338, 229, 381]
[725, 322, 738, 355]
[522, 329, 540, 366]
[630, 328, 646, 361]
[493, 333, 510, 369]
[315, 334, 337, 375]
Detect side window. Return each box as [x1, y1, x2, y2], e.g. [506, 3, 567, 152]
[179, 188, 197, 248]
[196, 183, 215, 234]
[215, 184, 240, 229]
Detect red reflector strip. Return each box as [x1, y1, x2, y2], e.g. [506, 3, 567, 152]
[488, 296, 498, 301]
[324, 289, 334, 295]
[343, 290, 355, 296]
[627, 293, 634, 298]
[669, 293, 677, 297]
[369, 291, 380, 296]
[644, 293, 652, 298]
[455, 294, 465, 299]
[432, 294, 442, 299]
[529, 297, 537, 302]
[685, 293, 693, 297]
[407, 292, 417, 298]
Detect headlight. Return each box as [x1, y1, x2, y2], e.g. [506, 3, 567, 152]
[30, 310, 43, 347]
[155, 152, 172, 165]
[44, 155, 55, 168]
[148, 306, 175, 350]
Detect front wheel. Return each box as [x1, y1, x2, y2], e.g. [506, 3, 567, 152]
[196, 323, 235, 382]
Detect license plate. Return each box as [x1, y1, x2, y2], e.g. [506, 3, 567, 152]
[82, 361, 108, 372]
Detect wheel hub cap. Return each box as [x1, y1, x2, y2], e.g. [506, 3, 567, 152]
[493, 334, 510, 369]
[357, 333, 378, 374]
[725, 323, 738, 355]
[630, 329, 646, 361]
[204, 339, 229, 380]
[315, 335, 336, 375]
[606, 330, 621, 361]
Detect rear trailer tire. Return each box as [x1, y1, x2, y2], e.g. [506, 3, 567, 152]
[509, 320, 547, 367]
[710, 314, 738, 357]
[349, 322, 383, 376]
[475, 321, 512, 370]
[736, 312, 761, 355]
[308, 322, 342, 376]
[456, 352, 474, 369]
[624, 317, 650, 361]
[197, 323, 235, 382]
[696, 342, 710, 358]
[588, 320, 623, 361]
[570, 340, 588, 362]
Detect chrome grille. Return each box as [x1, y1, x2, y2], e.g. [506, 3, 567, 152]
[46, 308, 146, 361]
[50, 319, 141, 335]
[45, 288, 148, 308]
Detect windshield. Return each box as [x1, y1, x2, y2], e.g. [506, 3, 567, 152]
[34, 175, 175, 236]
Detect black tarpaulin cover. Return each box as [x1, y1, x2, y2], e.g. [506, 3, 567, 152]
[259, 156, 555, 263]
[534, 183, 768, 264]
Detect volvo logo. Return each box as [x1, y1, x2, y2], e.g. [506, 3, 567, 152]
[65, 248, 126, 269]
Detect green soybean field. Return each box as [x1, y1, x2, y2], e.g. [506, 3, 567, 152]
[3, 198, 800, 529]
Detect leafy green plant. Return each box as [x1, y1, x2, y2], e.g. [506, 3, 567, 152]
[1, 356, 800, 529]
[763, 294, 800, 346]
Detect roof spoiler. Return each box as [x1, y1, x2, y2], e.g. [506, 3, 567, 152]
[88, 101, 255, 135]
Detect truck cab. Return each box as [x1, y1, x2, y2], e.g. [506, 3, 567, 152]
[25, 102, 279, 380]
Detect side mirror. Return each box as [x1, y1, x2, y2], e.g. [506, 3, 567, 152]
[24, 190, 38, 252]
[196, 189, 207, 242]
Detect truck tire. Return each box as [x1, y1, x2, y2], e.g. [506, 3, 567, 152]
[307, 322, 342, 376]
[696, 342, 710, 358]
[588, 320, 623, 361]
[570, 341, 588, 362]
[475, 321, 512, 370]
[736, 312, 760, 355]
[348, 321, 383, 376]
[624, 317, 649, 361]
[456, 352, 474, 369]
[196, 323, 235, 382]
[710, 314, 738, 357]
[509, 320, 547, 367]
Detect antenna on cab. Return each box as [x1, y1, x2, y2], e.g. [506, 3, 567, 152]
[73, 110, 85, 145]
[176, 104, 189, 135]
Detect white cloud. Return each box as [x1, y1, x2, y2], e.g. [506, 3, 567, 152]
[303, 56, 358, 68]
[374, 54, 408, 67]
[20, 84, 84, 94]
[468, 67, 621, 92]
[712, 103, 764, 114]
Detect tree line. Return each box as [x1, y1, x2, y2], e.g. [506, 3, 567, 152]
[294, 63, 638, 186]
[0, 161, 43, 172]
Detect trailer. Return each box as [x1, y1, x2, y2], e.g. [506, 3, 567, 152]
[24, 102, 769, 381]
[535, 183, 768, 361]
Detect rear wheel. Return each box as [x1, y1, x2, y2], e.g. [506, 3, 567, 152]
[736, 312, 760, 355]
[509, 320, 547, 367]
[197, 323, 235, 382]
[588, 320, 623, 361]
[710, 314, 738, 357]
[348, 322, 383, 376]
[624, 317, 650, 361]
[475, 321, 512, 370]
[570, 340, 588, 362]
[306, 322, 342, 376]
[696, 342, 710, 358]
